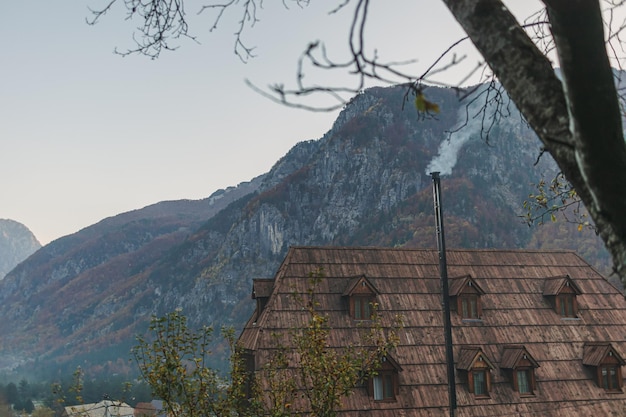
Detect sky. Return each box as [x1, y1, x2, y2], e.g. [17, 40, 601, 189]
[1, 1, 545, 245]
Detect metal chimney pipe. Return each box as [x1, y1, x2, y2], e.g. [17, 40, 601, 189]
[431, 172, 457, 417]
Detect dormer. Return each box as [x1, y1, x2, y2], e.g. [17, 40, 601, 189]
[368, 354, 403, 401]
[252, 278, 274, 320]
[583, 343, 625, 391]
[456, 347, 496, 397]
[449, 275, 485, 319]
[500, 345, 540, 396]
[543, 275, 582, 318]
[343, 275, 380, 320]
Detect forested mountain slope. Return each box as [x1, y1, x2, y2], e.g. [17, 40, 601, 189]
[0, 84, 610, 377]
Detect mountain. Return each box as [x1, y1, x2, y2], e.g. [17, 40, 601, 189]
[0, 219, 41, 280]
[0, 84, 612, 377]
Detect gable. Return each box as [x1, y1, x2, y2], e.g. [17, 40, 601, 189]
[342, 274, 380, 297]
[449, 275, 485, 297]
[500, 345, 539, 369]
[457, 347, 495, 371]
[543, 274, 582, 296]
[583, 343, 626, 366]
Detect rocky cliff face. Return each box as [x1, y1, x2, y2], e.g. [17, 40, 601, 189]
[0, 84, 610, 377]
[0, 219, 41, 280]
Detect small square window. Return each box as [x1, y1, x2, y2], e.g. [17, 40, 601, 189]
[601, 366, 621, 391]
[450, 276, 484, 320]
[557, 293, 576, 317]
[461, 295, 479, 319]
[473, 370, 488, 396]
[369, 356, 401, 402]
[373, 372, 395, 401]
[514, 369, 535, 395]
[354, 297, 373, 320]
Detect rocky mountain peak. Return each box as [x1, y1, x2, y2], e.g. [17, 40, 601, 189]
[0, 219, 41, 280]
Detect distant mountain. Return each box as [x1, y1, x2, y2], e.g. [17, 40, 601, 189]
[0, 84, 612, 378]
[0, 219, 41, 279]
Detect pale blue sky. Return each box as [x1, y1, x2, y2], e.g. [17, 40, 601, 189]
[1, 1, 542, 244]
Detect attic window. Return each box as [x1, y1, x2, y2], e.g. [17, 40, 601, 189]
[449, 275, 485, 320]
[457, 347, 495, 398]
[583, 343, 625, 392]
[500, 346, 539, 396]
[543, 275, 581, 318]
[252, 278, 274, 320]
[343, 275, 380, 320]
[354, 296, 374, 320]
[368, 355, 402, 402]
[373, 371, 395, 400]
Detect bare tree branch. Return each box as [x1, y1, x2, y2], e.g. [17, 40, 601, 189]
[88, 0, 195, 58]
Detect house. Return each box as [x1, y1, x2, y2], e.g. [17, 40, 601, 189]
[64, 400, 134, 417]
[134, 400, 167, 417]
[133, 402, 156, 417]
[238, 246, 626, 416]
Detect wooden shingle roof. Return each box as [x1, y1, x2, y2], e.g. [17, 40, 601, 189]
[238, 246, 626, 416]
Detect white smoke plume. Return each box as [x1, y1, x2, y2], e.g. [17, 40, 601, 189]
[425, 86, 497, 176]
[425, 126, 475, 176]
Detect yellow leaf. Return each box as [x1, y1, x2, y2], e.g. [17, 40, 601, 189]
[577, 223, 583, 232]
[414, 93, 440, 113]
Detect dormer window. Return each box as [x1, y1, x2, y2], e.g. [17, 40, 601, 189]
[369, 355, 402, 401]
[449, 275, 485, 320]
[583, 343, 625, 392]
[354, 296, 373, 320]
[500, 346, 539, 396]
[543, 275, 582, 318]
[252, 279, 274, 321]
[456, 347, 496, 397]
[343, 275, 380, 320]
[460, 295, 479, 319]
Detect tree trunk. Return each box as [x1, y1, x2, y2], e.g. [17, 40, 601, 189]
[440, 0, 626, 285]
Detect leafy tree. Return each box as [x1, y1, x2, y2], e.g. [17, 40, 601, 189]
[88, 0, 626, 285]
[133, 269, 400, 417]
[32, 406, 55, 417]
[131, 309, 245, 417]
[50, 369, 143, 408]
[299, 275, 397, 417]
[50, 366, 86, 417]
